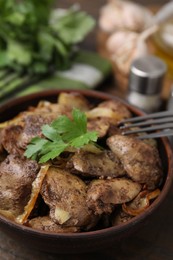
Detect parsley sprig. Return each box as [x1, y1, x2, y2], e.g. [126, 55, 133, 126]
[24, 108, 98, 163]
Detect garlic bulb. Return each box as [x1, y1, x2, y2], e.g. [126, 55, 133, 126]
[106, 31, 148, 75]
[99, 0, 153, 33]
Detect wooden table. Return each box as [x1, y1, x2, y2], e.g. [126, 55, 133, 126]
[1, 1, 173, 259]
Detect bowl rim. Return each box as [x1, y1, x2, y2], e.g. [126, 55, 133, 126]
[0, 88, 173, 239]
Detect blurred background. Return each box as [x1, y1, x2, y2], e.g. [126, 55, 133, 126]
[57, 0, 173, 106]
[57, 0, 172, 55]
[0, 0, 172, 107]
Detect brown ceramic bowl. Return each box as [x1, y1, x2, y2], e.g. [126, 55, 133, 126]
[0, 89, 172, 254]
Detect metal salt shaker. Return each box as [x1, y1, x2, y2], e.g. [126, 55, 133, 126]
[167, 85, 173, 110]
[127, 55, 167, 113]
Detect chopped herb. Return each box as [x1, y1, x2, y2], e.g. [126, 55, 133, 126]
[24, 108, 98, 163]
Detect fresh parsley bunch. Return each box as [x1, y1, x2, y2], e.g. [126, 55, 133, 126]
[25, 109, 98, 163]
[0, 0, 95, 74]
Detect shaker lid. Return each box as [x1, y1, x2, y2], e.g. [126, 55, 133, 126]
[129, 55, 167, 95]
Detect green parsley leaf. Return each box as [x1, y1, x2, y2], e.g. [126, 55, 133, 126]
[69, 132, 98, 148]
[50, 7, 95, 45]
[72, 108, 87, 133]
[25, 108, 98, 163]
[51, 115, 73, 134]
[41, 124, 61, 141]
[39, 140, 68, 163]
[24, 137, 47, 161]
[62, 109, 87, 142]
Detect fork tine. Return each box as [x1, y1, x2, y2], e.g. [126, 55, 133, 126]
[137, 130, 173, 139]
[120, 117, 173, 129]
[120, 110, 173, 124]
[122, 123, 173, 135]
[120, 110, 173, 139]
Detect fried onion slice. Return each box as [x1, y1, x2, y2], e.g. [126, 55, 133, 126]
[122, 189, 160, 216]
[86, 107, 123, 121]
[16, 164, 50, 224]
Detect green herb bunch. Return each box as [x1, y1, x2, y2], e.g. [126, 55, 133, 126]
[0, 0, 95, 100]
[0, 0, 95, 74]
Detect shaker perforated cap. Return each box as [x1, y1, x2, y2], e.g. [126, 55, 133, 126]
[129, 55, 167, 95]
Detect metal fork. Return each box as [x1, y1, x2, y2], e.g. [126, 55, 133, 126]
[119, 110, 173, 139]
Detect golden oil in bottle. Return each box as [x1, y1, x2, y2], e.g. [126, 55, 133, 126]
[152, 19, 173, 80]
[149, 19, 173, 100]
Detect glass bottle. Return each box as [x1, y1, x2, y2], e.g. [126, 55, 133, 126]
[152, 19, 173, 80]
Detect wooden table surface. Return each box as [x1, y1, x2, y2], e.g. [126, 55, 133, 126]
[1, 1, 173, 259]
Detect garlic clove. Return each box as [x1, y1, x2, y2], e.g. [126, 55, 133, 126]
[106, 31, 138, 54]
[122, 2, 153, 32]
[99, 0, 153, 33]
[106, 31, 148, 75]
[99, 1, 124, 33]
[54, 207, 71, 225]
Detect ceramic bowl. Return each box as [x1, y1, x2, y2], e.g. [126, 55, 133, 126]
[0, 89, 172, 254]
